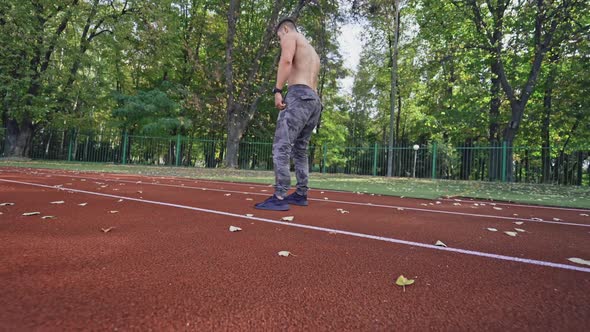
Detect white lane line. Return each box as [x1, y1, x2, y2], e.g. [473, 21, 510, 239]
[440, 198, 590, 212]
[2, 178, 590, 274]
[15, 167, 590, 213]
[19, 172, 590, 228]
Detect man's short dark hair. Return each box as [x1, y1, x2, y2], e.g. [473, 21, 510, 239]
[276, 17, 297, 33]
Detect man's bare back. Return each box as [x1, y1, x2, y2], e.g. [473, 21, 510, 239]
[287, 33, 320, 91]
[274, 20, 320, 109]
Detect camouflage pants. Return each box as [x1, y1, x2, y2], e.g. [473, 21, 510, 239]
[272, 84, 322, 198]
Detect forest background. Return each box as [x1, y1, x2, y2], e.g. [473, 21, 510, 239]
[1, 0, 588, 180]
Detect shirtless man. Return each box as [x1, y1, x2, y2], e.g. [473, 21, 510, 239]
[255, 17, 322, 211]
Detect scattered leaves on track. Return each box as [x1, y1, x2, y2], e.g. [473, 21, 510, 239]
[229, 226, 242, 232]
[23, 212, 41, 216]
[395, 275, 415, 292]
[434, 240, 447, 247]
[568, 258, 590, 266]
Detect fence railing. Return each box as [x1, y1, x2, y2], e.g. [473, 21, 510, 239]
[1, 128, 589, 186]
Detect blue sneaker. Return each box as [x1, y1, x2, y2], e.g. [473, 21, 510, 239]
[254, 195, 290, 211]
[286, 192, 308, 206]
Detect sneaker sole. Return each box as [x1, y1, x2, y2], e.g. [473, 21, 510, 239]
[254, 205, 290, 211]
[288, 201, 308, 206]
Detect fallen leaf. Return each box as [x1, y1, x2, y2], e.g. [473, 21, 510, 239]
[515, 228, 526, 232]
[50, 201, 65, 204]
[421, 203, 428, 206]
[395, 275, 415, 291]
[435, 201, 441, 204]
[487, 228, 498, 232]
[23, 212, 41, 216]
[504, 231, 518, 237]
[278, 251, 295, 257]
[41, 216, 56, 219]
[514, 222, 524, 225]
[224, 193, 231, 196]
[229, 226, 242, 232]
[531, 217, 544, 221]
[397, 208, 405, 211]
[245, 198, 253, 201]
[453, 203, 461, 206]
[568, 257, 590, 266]
[109, 210, 119, 214]
[101, 227, 115, 233]
[245, 214, 254, 217]
[281, 216, 294, 222]
[493, 207, 503, 210]
[0, 202, 15, 206]
[78, 203, 88, 206]
[552, 218, 562, 221]
[434, 240, 447, 247]
[117, 199, 124, 203]
[580, 214, 589, 217]
[324, 197, 329, 200]
[336, 208, 349, 214]
[137, 191, 143, 194]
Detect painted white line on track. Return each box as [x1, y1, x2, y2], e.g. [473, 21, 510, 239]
[18, 172, 590, 228]
[439, 198, 590, 213]
[10, 166, 589, 213]
[2, 178, 590, 274]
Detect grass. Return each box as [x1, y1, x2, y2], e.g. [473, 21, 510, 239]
[1, 160, 589, 209]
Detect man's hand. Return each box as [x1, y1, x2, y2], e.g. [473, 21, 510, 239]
[275, 93, 286, 110]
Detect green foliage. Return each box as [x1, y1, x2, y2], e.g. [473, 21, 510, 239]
[112, 87, 186, 136]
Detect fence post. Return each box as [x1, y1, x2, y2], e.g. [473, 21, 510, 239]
[431, 142, 437, 179]
[372, 143, 378, 176]
[175, 134, 181, 167]
[67, 130, 74, 162]
[502, 141, 507, 182]
[322, 143, 327, 174]
[122, 131, 128, 165]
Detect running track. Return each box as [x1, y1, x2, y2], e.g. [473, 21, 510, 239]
[1, 166, 589, 330]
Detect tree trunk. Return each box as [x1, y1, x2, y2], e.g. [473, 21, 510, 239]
[386, 0, 400, 177]
[541, 54, 558, 183]
[223, 0, 305, 168]
[4, 118, 34, 158]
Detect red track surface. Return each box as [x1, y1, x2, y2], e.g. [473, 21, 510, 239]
[1, 166, 589, 331]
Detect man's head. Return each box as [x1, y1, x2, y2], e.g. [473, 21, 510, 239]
[276, 17, 297, 40]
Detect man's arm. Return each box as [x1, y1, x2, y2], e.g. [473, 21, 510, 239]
[275, 34, 296, 90]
